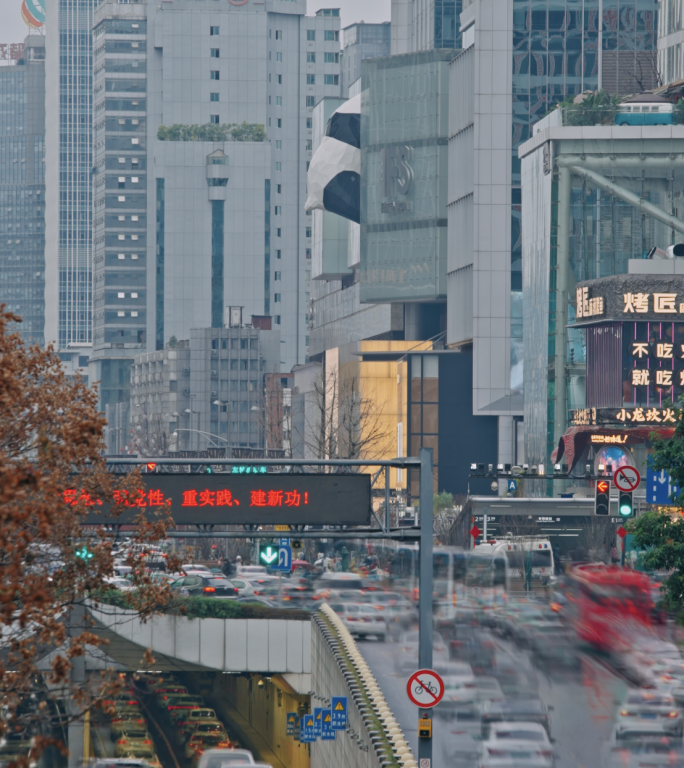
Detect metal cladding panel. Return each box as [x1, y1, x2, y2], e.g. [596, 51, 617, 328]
[586, 323, 622, 408]
[80, 473, 371, 525]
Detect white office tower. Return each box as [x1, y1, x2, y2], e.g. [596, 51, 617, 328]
[44, 0, 97, 377]
[90, 0, 341, 411]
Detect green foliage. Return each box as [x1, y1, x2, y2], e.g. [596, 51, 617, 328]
[558, 90, 621, 126]
[433, 491, 454, 513]
[626, 394, 684, 611]
[627, 511, 684, 609]
[157, 122, 267, 142]
[97, 590, 309, 620]
[167, 335, 178, 349]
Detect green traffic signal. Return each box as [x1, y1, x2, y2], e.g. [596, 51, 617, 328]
[258, 542, 278, 565]
[75, 546, 93, 560]
[204, 466, 213, 474]
[618, 490, 633, 518]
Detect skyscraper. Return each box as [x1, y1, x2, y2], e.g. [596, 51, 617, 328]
[90, 0, 341, 412]
[341, 21, 390, 95]
[0, 36, 45, 346]
[45, 0, 96, 375]
[391, 0, 463, 54]
[447, 0, 658, 466]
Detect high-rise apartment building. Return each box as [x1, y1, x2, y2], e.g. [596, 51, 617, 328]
[45, 0, 96, 374]
[659, 0, 684, 85]
[341, 22, 390, 94]
[91, 0, 341, 412]
[0, 36, 45, 346]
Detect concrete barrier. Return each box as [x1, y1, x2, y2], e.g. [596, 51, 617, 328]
[310, 605, 415, 768]
[86, 602, 311, 675]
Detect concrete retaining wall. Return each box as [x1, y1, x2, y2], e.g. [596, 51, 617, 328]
[87, 603, 311, 674]
[310, 605, 415, 768]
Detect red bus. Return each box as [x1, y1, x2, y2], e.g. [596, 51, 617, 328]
[567, 564, 652, 653]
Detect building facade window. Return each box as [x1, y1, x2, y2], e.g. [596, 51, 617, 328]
[324, 52, 339, 63]
[306, 96, 315, 107]
[324, 30, 339, 41]
[307, 52, 316, 63]
[276, 52, 282, 62]
[210, 26, 219, 35]
[210, 114, 219, 124]
[210, 70, 220, 80]
[307, 74, 315, 85]
[210, 48, 220, 58]
[324, 74, 339, 85]
[307, 30, 315, 41]
[274, 293, 281, 303]
[210, 92, 219, 101]
[211, 200, 224, 328]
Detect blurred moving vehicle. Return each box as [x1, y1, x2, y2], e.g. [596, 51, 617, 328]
[566, 565, 652, 653]
[394, 630, 449, 675]
[329, 603, 387, 640]
[482, 696, 553, 737]
[479, 721, 554, 768]
[196, 748, 256, 768]
[603, 733, 684, 768]
[171, 574, 238, 598]
[615, 691, 683, 737]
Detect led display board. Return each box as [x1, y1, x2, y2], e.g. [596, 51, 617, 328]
[70, 473, 371, 526]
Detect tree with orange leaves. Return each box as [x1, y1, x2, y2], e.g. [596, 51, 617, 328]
[0, 307, 176, 756]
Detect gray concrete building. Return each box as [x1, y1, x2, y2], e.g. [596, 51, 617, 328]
[44, 0, 96, 374]
[91, 0, 342, 412]
[0, 36, 45, 347]
[127, 324, 280, 455]
[341, 22, 390, 96]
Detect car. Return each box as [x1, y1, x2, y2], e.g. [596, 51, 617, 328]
[153, 686, 188, 707]
[176, 709, 223, 744]
[328, 603, 387, 640]
[229, 578, 276, 597]
[182, 564, 213, 574]
[185, 728, 233, 759]
[474, 677, 505, 705]
[394, 630, 449, 675]
[171, 575, 238, 598]
[105, 577, 135, 592]
[110, 713, 148, 738]
[314, 572, 365, 595]
[196, 748, 256, 768]
[516, 620, 566, 649]
[89, 761, 154, 768]
[113, 727, 154, 758]
[479, 721, 554, 768]
[482, 696, 553, 738]
[166, 695, 205, 721]
[616, 691, 683, 737]
[603, 733, 684, 767]
[236, 565, 269, 577]
[432, 662, 477, 718]
[116, 747, 162, 768]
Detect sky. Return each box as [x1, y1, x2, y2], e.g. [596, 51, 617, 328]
[0, 0, 391, 46]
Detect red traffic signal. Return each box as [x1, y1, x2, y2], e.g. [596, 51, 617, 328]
[597, 480, 609, 493]
[146, 463, 157, 473]
[595, 479, 610, 516]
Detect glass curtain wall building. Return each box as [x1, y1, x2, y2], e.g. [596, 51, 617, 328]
[0, 37, 45, 346]
[45, 0, 95, 366]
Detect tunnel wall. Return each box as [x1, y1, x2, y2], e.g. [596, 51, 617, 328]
[218, 672, 310, 768]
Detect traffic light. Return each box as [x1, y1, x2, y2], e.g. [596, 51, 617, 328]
[75, 546, 93, 560]
[204, 466, 213, 475]
[618, 490, 633, 518]
[595, 479, 610, 516]
[145, 462, 157, 473]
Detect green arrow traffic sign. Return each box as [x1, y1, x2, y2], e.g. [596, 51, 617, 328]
[260, 546, 278, 565]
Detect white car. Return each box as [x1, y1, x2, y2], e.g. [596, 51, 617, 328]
[230, 577, 278, 597]
[237, 565, 269, 577]
[479, 721, 554, 768]
[196, 748, 255, 768]
[105, 577, 134, 591]
[329, 603, 387, 640]
[182, 564, 213, 574]
[434, 663, 478, 718]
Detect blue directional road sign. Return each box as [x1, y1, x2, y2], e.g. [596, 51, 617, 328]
[321, 709, 335, 740]
[300, 714, 315, 743]
[271, 544, 292, 572]
[286, 712, 297, 736]
[331, 696, 347, 730]
[507, 479, 518, 493]
[647, 467, 681, 505]
[313, 708, 323, 737]
[279, 537, 290, 547]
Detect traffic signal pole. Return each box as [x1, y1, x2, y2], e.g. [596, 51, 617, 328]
[418, 448, 433, 766]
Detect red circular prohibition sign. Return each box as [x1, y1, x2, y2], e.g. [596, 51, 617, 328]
[613, 465, 641, 492]
[406, 669, 445, 708]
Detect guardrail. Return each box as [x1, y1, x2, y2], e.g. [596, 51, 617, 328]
[311, 604, 416, 768]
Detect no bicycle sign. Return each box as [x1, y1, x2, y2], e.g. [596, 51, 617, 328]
[406, 669, 445, 708]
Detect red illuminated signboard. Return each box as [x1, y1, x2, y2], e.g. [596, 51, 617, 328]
[72, 473, 371, 526]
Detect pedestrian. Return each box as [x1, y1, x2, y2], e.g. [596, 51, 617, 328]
[610, 545, 619, 564]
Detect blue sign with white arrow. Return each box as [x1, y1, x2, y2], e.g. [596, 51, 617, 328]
[271, 545, 292, 572]
[647, 467, 681, 505]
